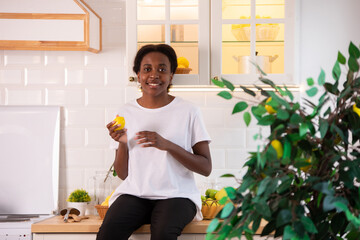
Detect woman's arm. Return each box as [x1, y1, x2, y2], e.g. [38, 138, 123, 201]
[113, 142, 129, 180]
[135, 131, 212, 176]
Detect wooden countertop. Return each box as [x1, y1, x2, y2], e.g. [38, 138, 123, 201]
[32, 215, 267, 234]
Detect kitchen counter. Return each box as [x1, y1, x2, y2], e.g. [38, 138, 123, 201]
[32, 215, 269, 233]
[31, 215, 213, 233]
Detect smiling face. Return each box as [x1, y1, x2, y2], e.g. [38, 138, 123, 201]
[137, 51, 173, 97]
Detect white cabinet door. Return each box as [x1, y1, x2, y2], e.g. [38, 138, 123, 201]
[211, 0, 298, 85]
[126, 0, 298, 86]
[126, 0, 210, 86]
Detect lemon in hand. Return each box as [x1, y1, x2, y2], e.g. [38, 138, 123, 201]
[177, 57, 189, 68]
[112, 115, 125, 131]
[271, 139, 283, 159]
[265, 97, 277, 114]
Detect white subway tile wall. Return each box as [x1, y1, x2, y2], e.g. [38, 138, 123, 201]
[0, 0, 300, 211]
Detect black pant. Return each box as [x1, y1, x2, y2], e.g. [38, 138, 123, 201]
[96, 194, 197, 240]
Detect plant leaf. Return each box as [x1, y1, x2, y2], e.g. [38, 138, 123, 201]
[240, 85, 256, 96]
[221, 77, 235, 91]
[260, 78, 276, 88]
[220, 202, 234, 218]
[299, 122, 309, 137]
[348, 56, 359, 72]
[284, 86, 294, 101]
[224, 187, 237, 199]
[318, 69, 326, 85]
[207, 218, 220, 233]
[258, 115, 276, 126]
[306, 87, 318, 97]
[349, 41, 360, 59]
[277, 108, 290, 120]
[232, 101, 248, 114]
[243, 112, 251, 126]
[283, 225, 296, 240]
[217, 91, 232, 100]
[212, 78, 225, 88]
[319, 118, 329, 138]
[276, 209, 292, 227]
[307, 77, 314, 86]
[300, 216, 318, 233]
[337, 51, 346, 64]
[332, 60, 341, 82]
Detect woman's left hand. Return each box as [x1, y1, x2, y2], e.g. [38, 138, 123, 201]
[135, 131, 169, 150]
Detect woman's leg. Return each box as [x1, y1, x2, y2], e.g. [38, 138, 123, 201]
[96, 194, 152, 240]
[150, 198, 197, 240]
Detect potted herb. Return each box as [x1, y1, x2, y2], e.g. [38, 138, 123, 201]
[67, 189, 91, 216]
[207, 41, 360, 239]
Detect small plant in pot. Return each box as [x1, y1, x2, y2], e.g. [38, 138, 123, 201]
[67, 189, 91, 216]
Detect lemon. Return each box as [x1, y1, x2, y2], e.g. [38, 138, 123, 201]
[265, 97, 277, 114]
[353, 104, 360, 117]
[177, 57, 189, 68]
[300, 158, 312, 173]
[113, 115, 125, 131]
[178, 64, 186, 68]
[271, 139, 283, 159]
[215, 188, 227, 201]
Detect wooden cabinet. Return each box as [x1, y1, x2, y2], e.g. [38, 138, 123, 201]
[126, 0, 298, 86]
[0, 0, 102, 53]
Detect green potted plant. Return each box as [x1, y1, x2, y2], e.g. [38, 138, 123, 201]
[207, 41, 360, 240]
[67, 189, 91, 216]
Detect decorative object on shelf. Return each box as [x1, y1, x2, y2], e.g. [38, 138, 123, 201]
[176, 56, 192, 74]
[231, 15, 280, 41]
[207, 41, 360, 239]
[67, 189, 91, 216]
[175, 67, 192, 74]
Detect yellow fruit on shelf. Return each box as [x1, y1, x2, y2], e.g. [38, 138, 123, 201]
[271, 139, 283, 159]
[265, 97, 277, 114]
[178, 64, 186, 68]
[177, 57, 189, 68]
[353, 104, 360, 117]
[112, 115, 125, 131]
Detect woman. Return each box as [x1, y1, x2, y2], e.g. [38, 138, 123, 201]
[97, 44, 212, 240]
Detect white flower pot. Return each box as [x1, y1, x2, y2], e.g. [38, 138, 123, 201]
[67, 202, 88, 216]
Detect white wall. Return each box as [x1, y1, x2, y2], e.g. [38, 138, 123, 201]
[299, 0, 360, 83]
[0, 0, 359, 212]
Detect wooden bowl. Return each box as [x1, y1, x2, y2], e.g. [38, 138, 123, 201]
[95, 205, 108, 220]
[175, 67, 192, 74]
[201, 204, 224, 220]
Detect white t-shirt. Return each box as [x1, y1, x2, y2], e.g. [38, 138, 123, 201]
[108, 97, 211, 221]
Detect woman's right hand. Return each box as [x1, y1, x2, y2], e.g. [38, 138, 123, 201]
[106, 121, 127, 143]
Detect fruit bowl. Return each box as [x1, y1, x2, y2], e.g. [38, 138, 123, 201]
[175, 67, 192, 74]
[201, 203, 224, 219]
[95, 205, 108, 219]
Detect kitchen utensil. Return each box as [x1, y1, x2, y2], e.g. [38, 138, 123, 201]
[60, 208, 80, 223]
[233, 53, 278, 74]
[68, 214, 89, 222]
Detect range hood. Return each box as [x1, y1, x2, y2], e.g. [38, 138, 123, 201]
[0, 0, 102, 53]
